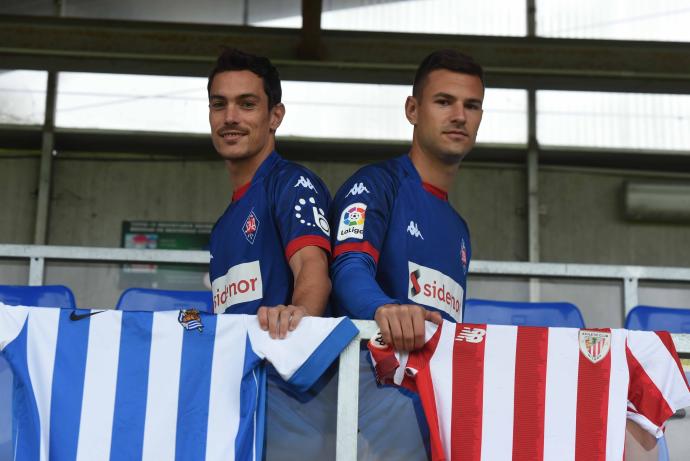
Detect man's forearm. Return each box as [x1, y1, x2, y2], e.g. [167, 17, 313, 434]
[291, 264, 330, 317]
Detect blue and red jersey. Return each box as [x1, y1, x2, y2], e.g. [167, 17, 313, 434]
[209, 151, 331, 314]
[330, 155, 471, 322]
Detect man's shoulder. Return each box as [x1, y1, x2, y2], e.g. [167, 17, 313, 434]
[266, 156, 326, 187]
[335, 156, 406, 198]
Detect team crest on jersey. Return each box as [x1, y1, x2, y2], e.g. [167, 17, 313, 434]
[455, 327, 486, 343]
[242, 209, 260, 244]
[294, 196, 330, 236]
[460, 239, 468, 274]
[337, 203, 367, 241]
[178, 309, 203, 332]
[579, 330, 611, 363]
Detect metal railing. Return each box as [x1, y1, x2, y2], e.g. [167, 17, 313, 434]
[2, 243, 690, 460]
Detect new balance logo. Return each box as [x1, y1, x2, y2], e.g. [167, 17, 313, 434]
[456, 327, 486, 343]
[407, 221, 424, 239]
[345, 182, 370, 197]
[294, 176, 317, 193]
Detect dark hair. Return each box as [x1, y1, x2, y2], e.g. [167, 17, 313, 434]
[207, 48, 282, 109]
[412, 49, 484, 98]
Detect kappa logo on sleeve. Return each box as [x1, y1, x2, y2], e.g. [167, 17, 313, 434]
[294, 175, 317, 193]
[345, 182, 370, 197]
[337, 203, 367, 241]
[294, 196, 330, 236]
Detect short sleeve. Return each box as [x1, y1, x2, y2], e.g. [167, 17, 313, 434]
[331, 168, 396, 264]
[273, 168, 332, 261]
[0, 304, 29, 351]
[247, 315, 358, 392]
[626, 330, 690, 437]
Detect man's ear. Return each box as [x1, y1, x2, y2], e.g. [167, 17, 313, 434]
[405, 96, 418, 125]
[270, 103, 285, 132]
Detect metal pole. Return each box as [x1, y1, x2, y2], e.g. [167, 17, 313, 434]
[526, 0, 540, 302]
[33, 71, 58, 248]
[623, 277, 639, 321]
[527, 91, 540, 302]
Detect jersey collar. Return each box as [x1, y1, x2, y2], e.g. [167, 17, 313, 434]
[231, 151, 280, 202]
[400, 154, 449, 201]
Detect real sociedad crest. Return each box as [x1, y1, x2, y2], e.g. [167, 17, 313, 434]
[178, 309, 204, 332]
[578, 330, 611, 363]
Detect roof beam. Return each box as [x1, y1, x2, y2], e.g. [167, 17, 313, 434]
[1, 14, 690, 94]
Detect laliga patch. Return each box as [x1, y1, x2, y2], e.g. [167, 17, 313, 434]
[337, 203, 367, 241]
[460, 238, 468, 275]
[178, 309, 203, 332]
[579, 330, 611, 363]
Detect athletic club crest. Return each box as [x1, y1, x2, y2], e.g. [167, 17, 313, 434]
[178, 309, 204, 332]
[579, 330, 611, 363]
[242, 209, 259, 244]
[460, 239, 468, 274]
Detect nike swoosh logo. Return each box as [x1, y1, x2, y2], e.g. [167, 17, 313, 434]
[69, 310, 105, 321]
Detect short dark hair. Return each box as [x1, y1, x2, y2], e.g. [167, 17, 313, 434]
[412, 49, 484, 98]
[207, 48, 282, 109]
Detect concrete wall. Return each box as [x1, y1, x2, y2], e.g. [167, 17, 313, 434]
[1, 154, 689, 316]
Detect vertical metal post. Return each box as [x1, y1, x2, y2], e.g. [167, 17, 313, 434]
[29, 257, 45, 286]
[527, 91, 540, 302]
[335, 337, 361, 461]
[33, 72, 58, 247]
[299, 0, 323, 59]
[526, 0, 540, 302]
[527, 0, 536, 36]
[623, 277, 639, 321]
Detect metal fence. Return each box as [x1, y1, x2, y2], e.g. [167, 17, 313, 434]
[1, 244, 689, 460]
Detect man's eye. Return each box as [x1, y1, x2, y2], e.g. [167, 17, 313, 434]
[436, 99, 450, 106]
[241, 101, 257, 109]
[210, 101, 225, 109]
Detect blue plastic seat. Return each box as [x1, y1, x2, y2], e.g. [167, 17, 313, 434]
[624, 305, 690, 334]
[0, 284, 76, 309]
[116, 288, 213, 313]
[0, 285, 77, 460]
[464, 298, 585, 328]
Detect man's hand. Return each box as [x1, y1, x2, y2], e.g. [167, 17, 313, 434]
[374, 304, 442, 351]
[257, 305, 308, 339]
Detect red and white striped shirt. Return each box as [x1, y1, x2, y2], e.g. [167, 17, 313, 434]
[369, 321, 690, 461]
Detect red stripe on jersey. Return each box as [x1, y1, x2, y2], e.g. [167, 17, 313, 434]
[284, 235, 331, 261]
[333, 241, 380, 263]
[575, 329, 611, 461]
[654, 331, 690, 388]
[451, 323, 486, 461]
[231, 181, 251, 202]
[422, 182, 449, 201]
[415, 365, 445, 461]
[626, 344, 675, 427]
[512, 327, 548, 461]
